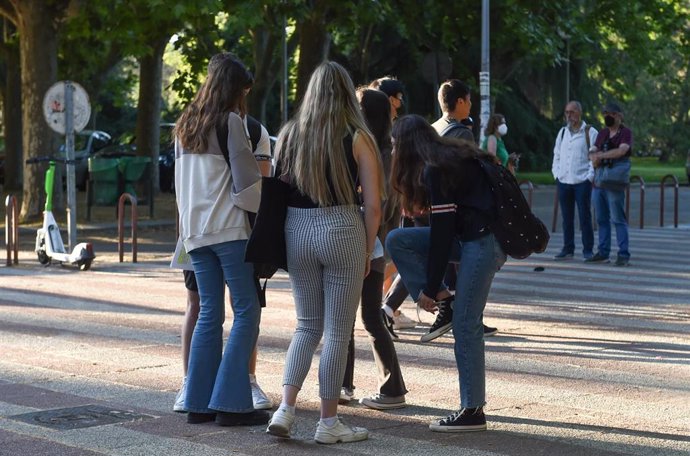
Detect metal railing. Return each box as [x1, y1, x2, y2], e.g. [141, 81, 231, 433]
[5, 195, 19, 266]
[117, 193, 138, 262]
[625, 176, 646, 229]
[659, 174, 679, 228]
[551, 185, 559, 232]
[519, 180, 534, 208]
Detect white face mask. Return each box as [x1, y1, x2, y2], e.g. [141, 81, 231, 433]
[497, 124, 508, 136]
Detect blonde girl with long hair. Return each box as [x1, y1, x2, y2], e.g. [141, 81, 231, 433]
[174, 53, 269, 427]
[266, 61, 384, 444]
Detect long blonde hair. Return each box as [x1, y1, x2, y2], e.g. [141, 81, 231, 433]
[174, 53, 253, 153]
[276, 61, 384, 206]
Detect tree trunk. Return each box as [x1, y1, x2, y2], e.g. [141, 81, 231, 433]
[134, 36, 167, 193]
[248, 27, 279, 126]
[15, 0, 67, 221]
[295, 8, 330, 103]
[1, 20, 22, 190]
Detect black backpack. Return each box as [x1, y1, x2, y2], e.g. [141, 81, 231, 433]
[475, 157, 550, 259]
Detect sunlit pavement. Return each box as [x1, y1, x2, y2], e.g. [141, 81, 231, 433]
[1, 189, 689, 455]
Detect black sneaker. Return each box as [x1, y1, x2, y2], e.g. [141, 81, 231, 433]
[553, 250, 574, 260]
[614, 255, 630, 267]
[216, 410, 270, 426]
[429, 407, 487, 432]
[187, 412, 216, 424]
[483, 324, 498, 337]
[584, 252, 610, 263]
[420, 296, 453, 342]
[381, 309, 399, 340]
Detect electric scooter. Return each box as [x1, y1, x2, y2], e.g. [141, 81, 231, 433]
[27, 157, 96, 270]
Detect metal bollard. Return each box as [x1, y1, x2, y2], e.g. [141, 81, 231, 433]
[551, 185, 559, 232]
[625, 176, 646, 229]
[5, 195, 19, 266]
[118, 193, 138, 262]
[659, 174, 679, 228]
[519, 180, 534, 209]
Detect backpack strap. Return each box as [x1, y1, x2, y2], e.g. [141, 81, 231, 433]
[440, 120, 465, 137]
[560, 125, 592, 150]
[246, 115, 262, 152]
[216, 115, 257, 226]
[216, 116, 231, 169]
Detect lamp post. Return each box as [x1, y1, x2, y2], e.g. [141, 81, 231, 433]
[281, 14, 288, 125]
[479, 0, 490, 143]
[558, 29, 571, 104]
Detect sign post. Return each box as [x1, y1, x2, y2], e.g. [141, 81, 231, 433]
[42, 81, 91, 252]
[479, 0, 491, 144]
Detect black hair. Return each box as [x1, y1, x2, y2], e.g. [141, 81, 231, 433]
[438, 79, 470, 112]
[370, 76, 404, 98]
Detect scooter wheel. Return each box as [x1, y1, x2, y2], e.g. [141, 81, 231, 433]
[78, 259, 93, 271]
[37, 250, 50, 265]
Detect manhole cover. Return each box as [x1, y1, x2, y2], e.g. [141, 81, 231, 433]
[9, 404, 155, 430]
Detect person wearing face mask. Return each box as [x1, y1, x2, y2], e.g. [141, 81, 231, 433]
[586, 102, 633, 266]
[481, 114, 510, 168]
[370, 76, 405, 121]
[552, 101, 598, 261]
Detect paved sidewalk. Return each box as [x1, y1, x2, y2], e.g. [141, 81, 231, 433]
[1, 222, 689, 455]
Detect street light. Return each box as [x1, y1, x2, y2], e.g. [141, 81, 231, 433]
[558, 29, 571, 104]
[479, 0, 490, 144]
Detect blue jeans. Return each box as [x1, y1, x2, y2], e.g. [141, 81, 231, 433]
[386, 228, 506, 408]
[557, 180, 593, 256]
[185, 240, 260, 413]
[592, 187, 630, 259]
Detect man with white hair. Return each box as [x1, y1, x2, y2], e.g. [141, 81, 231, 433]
[552, 100, 598, 261]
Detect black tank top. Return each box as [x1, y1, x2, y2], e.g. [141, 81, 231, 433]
[281, 134, 359, 208]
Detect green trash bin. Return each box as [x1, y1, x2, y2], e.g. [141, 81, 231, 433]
[88, 157, 120, 205]
[119, 156, 151, 197]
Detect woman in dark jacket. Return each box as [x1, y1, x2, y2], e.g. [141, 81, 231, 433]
[385, 114, 506, 432]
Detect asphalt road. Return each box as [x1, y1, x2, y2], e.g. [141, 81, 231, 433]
[0, 186, 689, 455]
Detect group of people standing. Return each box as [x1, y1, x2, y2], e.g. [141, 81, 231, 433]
[552, 100, 633, 266]
[172, 51, 558, 445]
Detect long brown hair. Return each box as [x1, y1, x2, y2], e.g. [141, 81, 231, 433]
[275, 61, 384, 206]
[483, 113, 505, 137]
[391, 114, 492, 214]
[174, 53, 253, 153]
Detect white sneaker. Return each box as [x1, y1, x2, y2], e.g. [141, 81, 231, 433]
[172, 377, 187, 412]
[266, 407, 295, 438]
[392, 311, 417, 330]
[314, 417, 368, 444]
[250, 377, 273, 410]
[339, 387, 354, 405]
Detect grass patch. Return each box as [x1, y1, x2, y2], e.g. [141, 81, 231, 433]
[517, 157, 689, 185]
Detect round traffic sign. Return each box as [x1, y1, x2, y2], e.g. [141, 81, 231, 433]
[43, 81, 91, 135]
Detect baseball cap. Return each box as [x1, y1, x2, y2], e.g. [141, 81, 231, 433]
[602, 102, 622, 114]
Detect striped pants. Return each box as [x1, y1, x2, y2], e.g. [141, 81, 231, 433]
[282, 205, 366, 400]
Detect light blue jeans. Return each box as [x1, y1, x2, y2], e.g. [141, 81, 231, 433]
[386, 227, 506, 408]
[185, 239, 260, 413]
[592, 186, 630, 259]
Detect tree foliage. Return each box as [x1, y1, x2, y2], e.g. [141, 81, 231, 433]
[2, 0, 690, 218]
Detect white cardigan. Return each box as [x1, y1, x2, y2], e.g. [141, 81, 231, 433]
[175, 112, 262, 253]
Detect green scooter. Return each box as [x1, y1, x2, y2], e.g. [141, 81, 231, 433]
[27, 157, 96, 270]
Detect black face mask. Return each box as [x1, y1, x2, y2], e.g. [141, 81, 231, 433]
[604, 115, 616, 127]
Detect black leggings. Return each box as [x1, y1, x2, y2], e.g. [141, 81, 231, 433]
[342, 259, 407, 396]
